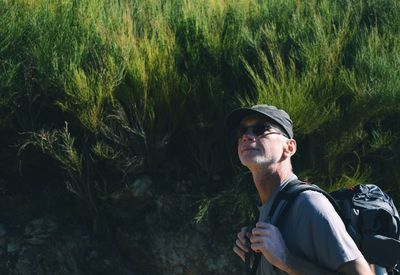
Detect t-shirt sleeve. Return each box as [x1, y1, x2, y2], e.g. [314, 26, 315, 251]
[285, 190, 363, 270]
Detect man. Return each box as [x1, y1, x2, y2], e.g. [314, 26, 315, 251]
[226, 104, 373, 275]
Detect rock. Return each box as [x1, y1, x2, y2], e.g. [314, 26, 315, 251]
[0, 183, 241, 275]
[108, 175, 154, 220]
[1, 216, 136, 275]
[115, 192, 242, 275]
[24, 217, 59, 245]
[7, 238, 22, 254]
[129, 175, 153, 197]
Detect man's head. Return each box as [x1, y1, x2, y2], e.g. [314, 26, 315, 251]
[225, 104, 293, 139]
[225, 104, 296, 169]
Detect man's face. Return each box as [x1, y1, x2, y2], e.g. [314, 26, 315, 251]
[237, 115, 288, 168]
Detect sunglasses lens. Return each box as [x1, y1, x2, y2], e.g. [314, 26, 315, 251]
[253, 123, 267, 136]
[237, 123, 272, 138]
[237, 126, 247, 138]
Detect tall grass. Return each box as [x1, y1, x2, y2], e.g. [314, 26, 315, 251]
[0, 0, 399, 232]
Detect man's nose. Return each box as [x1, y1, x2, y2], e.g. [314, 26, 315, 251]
[241, 130, 256, 141]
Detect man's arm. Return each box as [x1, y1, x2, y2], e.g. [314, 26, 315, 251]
[284, 253, 373, 275]
[337, 257, 374, 275]
[249, 222, 373, 275]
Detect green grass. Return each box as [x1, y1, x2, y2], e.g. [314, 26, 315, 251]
[1, 0, 400, 230]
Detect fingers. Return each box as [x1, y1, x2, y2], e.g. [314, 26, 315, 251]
[250, 242, 264, 253]
[251, 222, 273, 236]
[233, 226, 252, 261]
[235, 237, 250, 253]
[254, 221, 274, 229]
[236, 228, 251, 253]
[249, 235, 265, 243]
[250, 223, 275, 253]
[249, 233, 268, 253]
[233, 245, 246, 262]
[234, 224, 278, 262]
[250, 223, 288, 259]
[251, 228, 269, 236]
[238, 227, 248, 243]
[233, 235, 249, 262]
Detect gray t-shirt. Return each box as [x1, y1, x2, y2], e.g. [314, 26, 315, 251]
[257, 175, 362, 275]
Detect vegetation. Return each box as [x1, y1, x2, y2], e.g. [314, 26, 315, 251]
[1, 0, 399, 231]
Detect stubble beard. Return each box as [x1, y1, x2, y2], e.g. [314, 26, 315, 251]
[240, 153, 276, 168]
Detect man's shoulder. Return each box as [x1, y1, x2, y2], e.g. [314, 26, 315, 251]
[291, 189, 337, 217]
[293, 188, 329, 203]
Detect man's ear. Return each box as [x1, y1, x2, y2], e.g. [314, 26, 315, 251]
[284, 139, 297, 157]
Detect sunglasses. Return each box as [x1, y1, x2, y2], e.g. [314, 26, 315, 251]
[236, 122, 285, 139]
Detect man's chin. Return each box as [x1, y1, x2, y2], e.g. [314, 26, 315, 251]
[240, 157, 269, 166]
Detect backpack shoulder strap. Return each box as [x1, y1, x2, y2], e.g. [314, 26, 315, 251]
[268, 179, 341, 226]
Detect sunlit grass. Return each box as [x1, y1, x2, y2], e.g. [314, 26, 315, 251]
[1, 0, 399, 227]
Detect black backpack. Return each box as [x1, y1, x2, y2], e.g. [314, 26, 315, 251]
[245, 180, 400, 274]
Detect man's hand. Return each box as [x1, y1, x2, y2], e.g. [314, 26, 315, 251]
[235, 222, 373, 275]
[233, 226, 252, 262]
[250, 222, 289, 271]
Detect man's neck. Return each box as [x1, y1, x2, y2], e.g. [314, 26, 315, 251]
[250, 165, 293, 204]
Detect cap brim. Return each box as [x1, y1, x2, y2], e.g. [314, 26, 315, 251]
[225, 108, 265, 130]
